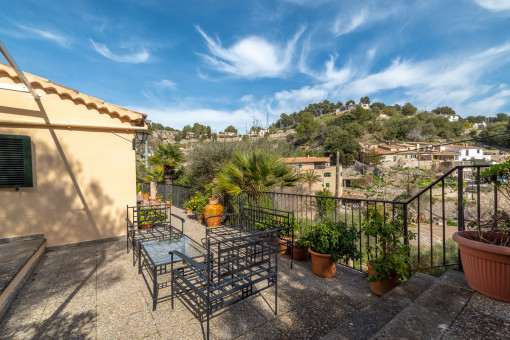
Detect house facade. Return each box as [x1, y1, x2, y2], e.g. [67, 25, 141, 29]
[0, 62, 147, 247]
[440, 145, 491, 162]
[284, 156, 342, 195]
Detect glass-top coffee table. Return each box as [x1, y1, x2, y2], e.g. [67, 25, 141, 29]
[139, 235, 207, 310]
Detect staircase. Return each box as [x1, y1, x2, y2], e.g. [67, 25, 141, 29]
[0, 235, 46, 321]
[322, 270, 475, 340]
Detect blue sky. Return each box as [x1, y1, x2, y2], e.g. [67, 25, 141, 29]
[2, 0, 510, 132]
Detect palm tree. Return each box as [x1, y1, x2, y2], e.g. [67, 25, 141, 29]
[302, 170, 321, 193]
[148, 144, 185, 184]
[145, 167, 164, 183]
[216, 151, 299, 197]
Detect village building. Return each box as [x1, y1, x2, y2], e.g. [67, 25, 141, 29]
[284, 156, 342, 195]
[0, 62, 147, 247]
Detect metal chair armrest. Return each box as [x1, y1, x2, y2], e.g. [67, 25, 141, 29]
[170, 250, 207, 271]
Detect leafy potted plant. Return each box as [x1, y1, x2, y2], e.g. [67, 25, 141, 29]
[138, 206, 167, 229]
[453, 161, 510, 302]
[293, 236, 309, 261]
[300, 220, 360, 278]
[141, 192, 150, 201]
[363, 206, 415, 296]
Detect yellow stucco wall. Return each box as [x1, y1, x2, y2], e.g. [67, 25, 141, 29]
[0, 71, 141, 247]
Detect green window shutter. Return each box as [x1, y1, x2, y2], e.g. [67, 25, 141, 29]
[325, 183, 330, 188]
[0, 135, 33, 188]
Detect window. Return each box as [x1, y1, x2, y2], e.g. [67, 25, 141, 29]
[466, 150, 469, 156]
[477, 149, 480, 154]
[325, 183, 330, 188]
[298, 164, 302, 168]
[0, 135, 33, 188]
[324, 172, 331, 177]
[393, 156, 397, 162]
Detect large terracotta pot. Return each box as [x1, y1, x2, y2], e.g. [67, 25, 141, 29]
[309, 248, 336, 278]
[367, 260, 399, 296]
[453, 231, 510, 302]
[142, 193, 149, 201]
[293, 247, 309, 261]
[204, 197, 224, 228]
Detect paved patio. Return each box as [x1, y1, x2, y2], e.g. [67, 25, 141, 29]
[2, 207, 509, 340]
[0, 208, 378, 339]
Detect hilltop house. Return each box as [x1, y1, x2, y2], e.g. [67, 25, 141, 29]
[440, 145, 491, 162]
[335, 103, 370, 115]
[435, 114, 460, 122]
[362, 142, 491, 167]
[0, 62, 147, 247]
[284, 156, 342, 194]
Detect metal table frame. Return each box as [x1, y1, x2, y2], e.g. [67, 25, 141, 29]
[139, 235, 207, 310]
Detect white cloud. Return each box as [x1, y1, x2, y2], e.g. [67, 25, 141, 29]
[90, 40, 149, 63]
[267, 41, 510, 116]
[331, 4, 400, 37]
[132, 104, 263, 133]
[196, 25, 305, 78]
[474, 0, 510, 11]
[332, 10, 370, 36]
[15, 24, 70, 48]
[155, 79, 177, 90]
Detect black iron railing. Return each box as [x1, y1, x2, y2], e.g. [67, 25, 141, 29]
[145, 164, 502, 276]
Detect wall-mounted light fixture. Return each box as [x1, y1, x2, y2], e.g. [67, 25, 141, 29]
[132, 130, 149, 150]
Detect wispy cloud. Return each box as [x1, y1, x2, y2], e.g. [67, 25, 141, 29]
[268, 41, 510, 116]
[14, 24, 71, 48]
[155, 79, 177, 90]
[474, 0, 510, 12]
[90, 40, 149, 63]
[331, 4, 400, 37]
[196, 25, 305, 79]
[131, 104, 262, 133]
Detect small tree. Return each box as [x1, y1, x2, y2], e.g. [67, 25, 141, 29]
[364, 149, 383, 165]
[149, 144, 185, 184]
[216, 150, 299, 197]
[302, 170, 322, 193]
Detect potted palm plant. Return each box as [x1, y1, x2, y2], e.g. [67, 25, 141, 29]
[300, 220, 360, 278]
[453, 161, 510, 302]
[363, 206, 415, 296]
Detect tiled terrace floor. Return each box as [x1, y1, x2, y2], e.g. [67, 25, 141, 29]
[0, 209, 378, 340]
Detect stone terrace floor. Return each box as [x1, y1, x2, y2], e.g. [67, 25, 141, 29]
[0, 209, 379, 340]
[1, 207, 509, 339]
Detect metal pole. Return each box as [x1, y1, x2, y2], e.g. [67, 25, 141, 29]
[335, 151, 340, 222]
[145, 142, 148, 169]
[458, 167, 465, 271]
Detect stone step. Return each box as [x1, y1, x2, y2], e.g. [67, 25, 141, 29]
[0, 235, 46, 321]
[370, 270, 474, 340]
[322, 272, 437, 340]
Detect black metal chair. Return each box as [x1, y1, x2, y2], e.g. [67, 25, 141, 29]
[204, 205, 295, 268]
[126, 203, 184, 265]
[170, 227, 287, 339]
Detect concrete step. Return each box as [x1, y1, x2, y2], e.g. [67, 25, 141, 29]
[370, 270, 474, 339]
[0, 235, 46, 321]
[323, 272, 437, 340]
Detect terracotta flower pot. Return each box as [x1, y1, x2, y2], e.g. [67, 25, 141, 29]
[139, 223, 153, 229]
[186, 209, 192, 215]
[367, 260, 399, 296]
[309, 248, 336, 278]
[142, 193, 149, 201]
[453, 231, 510, 302]
[198, 214, 205, 223]
[293, 247, 309, 261]
[277, 236, 292, 254]
[204, 197, 223, 228]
